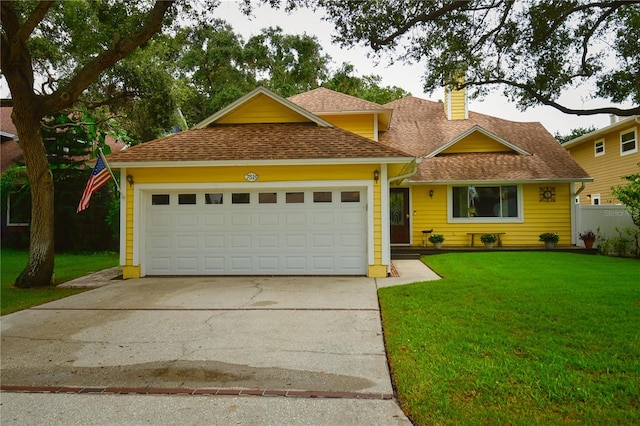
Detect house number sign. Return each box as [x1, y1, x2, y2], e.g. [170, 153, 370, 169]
[244, 172, 259, 182]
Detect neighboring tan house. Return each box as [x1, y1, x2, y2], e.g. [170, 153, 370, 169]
[108, 85, 591, 279]
[292, 87, 592, 249]
[563, 115, 640, 205]
[107, 87, 416, 279]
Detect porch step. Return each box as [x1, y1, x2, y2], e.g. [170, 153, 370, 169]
[390, 252, 421, 260]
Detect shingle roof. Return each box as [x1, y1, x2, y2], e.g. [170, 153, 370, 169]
[288, 87, 389, 112]
[107, 123, 412, 165]
[380, 96, 591, 182]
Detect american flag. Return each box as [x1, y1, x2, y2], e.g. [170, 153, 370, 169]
[77, 154, 112, 213]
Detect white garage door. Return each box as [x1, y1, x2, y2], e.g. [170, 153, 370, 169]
[144, 188, 367, 275]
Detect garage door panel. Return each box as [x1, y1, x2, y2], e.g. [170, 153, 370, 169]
[176, 235, 198, 249]
[204, 235, 224, 248]
[257, 234, 279, 248]
[145, 189, 366, 275]
[284, 212, 307, 226]
[176, 257, 198, 272]
[257, 256, 279, 271]
[204, 213, 225, 226]
[313, 257, 335, 271]
[258, 213, 279, 226]
[176, 213, 199, 227]
[312, 211, 334, 225]
[313, 235, 334, 247]
[230, 235, 252, 248]
[203, 257, 225, 272]
[230, 257, 252, 271]
[148, 235, 172, 249]
[232, 213, 252, 226]
[284, 234, 307, 248]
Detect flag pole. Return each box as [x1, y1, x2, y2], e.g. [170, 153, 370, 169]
[98, 148, 120, 193]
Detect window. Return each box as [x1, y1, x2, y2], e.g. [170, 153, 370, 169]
[205, 193, 223, 204]
[594, 140, 605, 157]
[6, 192, 30, 225]
[313, 192, 332, 203]
[259, 192, 277, 204]
[151, 194, 170, 205]
[178, 194, 197, 205]
[286, 192, 304, 203]
[621, 129, 637, 155]
[451, 185, 519, 219]
[340, 191, 360, 202]
[591, 194, 601, 206]
[232, 193, 250, 204]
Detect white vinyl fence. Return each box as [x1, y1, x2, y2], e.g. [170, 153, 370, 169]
[573, 204, 636, 247]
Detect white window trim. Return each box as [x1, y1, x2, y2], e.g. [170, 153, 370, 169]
[6, 192, 30, 226]
[620, 128, 638, 156]
[447, 184, 524, 224]
[591, 193, 601, 206]
[594, 139, 605, 157]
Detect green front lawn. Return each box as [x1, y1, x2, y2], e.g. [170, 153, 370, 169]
[380, 252, 640, 425]
[1, 249, 118, 315]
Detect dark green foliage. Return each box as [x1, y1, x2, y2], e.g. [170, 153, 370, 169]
[323, 63, 410, 104]
[313, 0, 640, 116]
[555, 126, 597, 144]
[1, 113, 118, 252]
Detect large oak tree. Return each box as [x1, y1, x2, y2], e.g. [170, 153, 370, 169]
[1, 0, 177, 287]
[307, 0, 640, 116]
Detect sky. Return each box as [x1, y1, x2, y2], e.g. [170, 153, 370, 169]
[213, 1, 631, 136]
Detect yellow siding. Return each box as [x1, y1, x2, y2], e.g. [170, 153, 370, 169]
[318, 114, 376, 140]
[216, 93, 309, 124]
[568, 125, 639, 204]
[409, 183, 573, 247]
[441, 132, 513, 154]
[128, 164, 379, 184]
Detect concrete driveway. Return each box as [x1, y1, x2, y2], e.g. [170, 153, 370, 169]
[1, 275, 418, 425]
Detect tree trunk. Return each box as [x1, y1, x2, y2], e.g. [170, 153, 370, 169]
[13, 107, 55, 288]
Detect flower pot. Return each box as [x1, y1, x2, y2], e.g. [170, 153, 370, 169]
[545, 241, 556, 249]
[584, 240, 594, 249]
[433, 242, 442, 250]
[484, 242, 494, 249]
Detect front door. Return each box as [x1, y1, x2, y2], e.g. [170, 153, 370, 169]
[390, 188, 410, 244]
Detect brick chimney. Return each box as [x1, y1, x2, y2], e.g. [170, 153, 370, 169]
[444, 77, 468, 120]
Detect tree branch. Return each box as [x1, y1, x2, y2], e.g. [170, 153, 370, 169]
[16, 0, 55, 43]
[477, 78, 640, 116]
[42, 0, 175, 114]
[370, 1, 471, 49]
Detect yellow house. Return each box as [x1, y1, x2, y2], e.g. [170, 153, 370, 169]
[108, 87, 417, 278]
[563, 116, 640, 205]
[291, 87, 592, 249]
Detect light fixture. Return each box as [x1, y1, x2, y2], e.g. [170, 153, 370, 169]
[587, 194, 591, 199]
[373, 169, 380, 183]
[126, 175, 134, 186]
[429, 189, 434, 198]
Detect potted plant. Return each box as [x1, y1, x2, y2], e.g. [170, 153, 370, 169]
[539, 232, 559, 249]
[480, 233, 497, 249]
[428, 233, 445, 249]
[579, 230, 596, 249]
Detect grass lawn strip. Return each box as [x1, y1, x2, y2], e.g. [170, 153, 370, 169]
[379, 252, 640, 425]
[1, 249, 118, 315]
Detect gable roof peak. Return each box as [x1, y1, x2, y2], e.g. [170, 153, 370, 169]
[193, 86, 333, 129]
[288, 87, 389, 113]
[427, 124, 531, 158]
